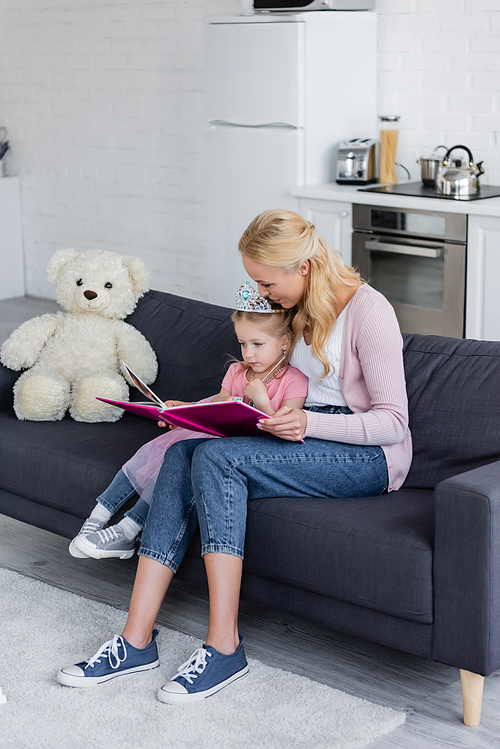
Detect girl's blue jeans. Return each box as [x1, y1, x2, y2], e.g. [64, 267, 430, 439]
[139, 407, 388, 572]
[97, 470, 150, 529]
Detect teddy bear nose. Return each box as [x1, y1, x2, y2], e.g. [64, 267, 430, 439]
[84, 290, 98, 300]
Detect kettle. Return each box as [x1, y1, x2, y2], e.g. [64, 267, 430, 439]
[435, 145, 485, 199]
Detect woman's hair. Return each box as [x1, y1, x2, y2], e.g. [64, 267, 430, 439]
[230, 309, 294, 374]
[238, 209, 361, 378]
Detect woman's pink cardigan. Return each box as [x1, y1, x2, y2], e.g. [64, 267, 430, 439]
[304, 284, 412, 492]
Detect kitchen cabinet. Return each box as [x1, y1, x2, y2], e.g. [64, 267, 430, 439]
[298, 198, 353, 266]
[466, 214, 500, 341]
[0, 177, 24, 300]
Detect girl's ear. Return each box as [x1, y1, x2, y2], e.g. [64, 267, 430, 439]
[281, 333, 291, 352]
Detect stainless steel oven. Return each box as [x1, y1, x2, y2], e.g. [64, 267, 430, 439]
[352, 204, 467, 338]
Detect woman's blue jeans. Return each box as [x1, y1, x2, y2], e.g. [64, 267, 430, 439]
[97, 469, 150, 529]
[139, 414, 388, 572]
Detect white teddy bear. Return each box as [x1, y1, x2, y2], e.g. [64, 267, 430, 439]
[0, 248, 158, 423]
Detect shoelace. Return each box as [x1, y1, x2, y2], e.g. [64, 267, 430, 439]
[96, 526, 122, 544]
[176, 647, 212, 684]
[79, 519, 104, 535]
[85, 635, 127, 671]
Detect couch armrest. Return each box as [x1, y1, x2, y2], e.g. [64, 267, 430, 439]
[0, 363, 18, 411]
[433, 461, 500, 675]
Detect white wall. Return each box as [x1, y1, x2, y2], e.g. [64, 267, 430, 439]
[376, 0, 500, 184]
[0, 0, 499, 301]
[0, 0, 240, 300]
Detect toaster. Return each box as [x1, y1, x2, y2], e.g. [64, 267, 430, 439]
[336, 138, 377, 185]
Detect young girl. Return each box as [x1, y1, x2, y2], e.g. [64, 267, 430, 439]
[68, 282, 308, 561]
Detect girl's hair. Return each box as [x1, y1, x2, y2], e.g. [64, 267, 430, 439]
[238, 209, 361, 378]
[230, 309, 294, 375]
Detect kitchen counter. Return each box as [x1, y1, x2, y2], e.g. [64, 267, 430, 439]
[291, 182, 500, 218]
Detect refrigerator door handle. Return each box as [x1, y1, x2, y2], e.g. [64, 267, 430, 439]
[209, 119, 300, 130]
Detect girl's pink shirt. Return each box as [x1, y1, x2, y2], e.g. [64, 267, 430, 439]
[221, 362, 308, 412]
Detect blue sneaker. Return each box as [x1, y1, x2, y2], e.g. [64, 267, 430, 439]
[157, 635, 248, 704]
[57, 629, 160, 688]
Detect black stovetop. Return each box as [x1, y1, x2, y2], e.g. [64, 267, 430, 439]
[359, 182, 500, 201]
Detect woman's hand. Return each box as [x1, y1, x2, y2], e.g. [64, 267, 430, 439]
[258, 406, 307, 442]
[158, 400, 193, 429]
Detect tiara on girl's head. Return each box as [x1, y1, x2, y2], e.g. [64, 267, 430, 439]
[235, 281, 279, 313]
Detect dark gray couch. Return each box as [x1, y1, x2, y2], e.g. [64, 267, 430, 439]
[2, 289, 500, 725]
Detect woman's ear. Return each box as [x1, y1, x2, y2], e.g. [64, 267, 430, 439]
[298, 260, 309, 276]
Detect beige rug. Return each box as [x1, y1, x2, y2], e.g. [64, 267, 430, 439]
[0, 568, 405, 749]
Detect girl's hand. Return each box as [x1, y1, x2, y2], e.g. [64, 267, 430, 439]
[163, 400, 191, 408]
[243, 378, 274, 415]
[258, 406, 307, 442]
[242, 379, 267, 402]
[158, 400, 193, 429]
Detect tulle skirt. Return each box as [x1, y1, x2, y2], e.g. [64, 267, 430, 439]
[122, 398, 218, 506]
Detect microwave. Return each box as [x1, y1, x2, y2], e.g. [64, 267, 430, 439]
[253, 0, 375, 10]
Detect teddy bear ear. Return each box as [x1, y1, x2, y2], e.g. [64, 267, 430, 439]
[46, 248, 79, 284]
[122, 256, 150, 296]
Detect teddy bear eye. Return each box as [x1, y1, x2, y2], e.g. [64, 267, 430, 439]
[76, 279, 83, 286]
[105, 282, 113, 289]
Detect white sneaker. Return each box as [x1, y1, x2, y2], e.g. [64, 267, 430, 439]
[69, 517, 108, 558]
[73, 525, 137, 560]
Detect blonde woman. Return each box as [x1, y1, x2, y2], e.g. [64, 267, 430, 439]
[58, 210, 411, 706]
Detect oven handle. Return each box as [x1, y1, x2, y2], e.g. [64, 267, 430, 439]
[365, 239, 442, 259]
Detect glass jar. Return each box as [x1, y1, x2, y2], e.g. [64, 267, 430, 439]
[378, 115, 400, 185]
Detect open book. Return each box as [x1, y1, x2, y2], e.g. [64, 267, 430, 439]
[96, 362, 270, 438]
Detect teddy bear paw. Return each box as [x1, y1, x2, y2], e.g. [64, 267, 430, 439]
[70, 372, 129, 423]
[14, 369, 70, 421]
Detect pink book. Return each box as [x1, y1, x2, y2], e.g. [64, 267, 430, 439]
[96, 362, 269, 438]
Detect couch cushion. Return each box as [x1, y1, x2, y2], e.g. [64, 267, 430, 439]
[243, 488, 435, 624]
[403, 334, 500, 489]
[0, 411, 160, 519]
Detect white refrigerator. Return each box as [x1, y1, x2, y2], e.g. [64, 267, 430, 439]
[205, 12, 377, 307]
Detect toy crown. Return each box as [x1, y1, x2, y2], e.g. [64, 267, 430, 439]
[235, 281, 280, 313]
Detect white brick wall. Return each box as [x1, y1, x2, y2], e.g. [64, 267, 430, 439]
[376, 0, 500, 185]
[0, 1, 499, 301]
[0, 0, 240, 300]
